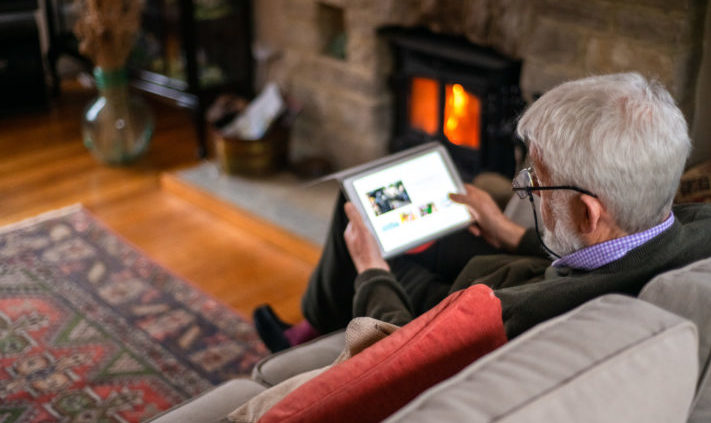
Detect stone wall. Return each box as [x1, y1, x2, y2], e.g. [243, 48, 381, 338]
[254, 0, 709, 169]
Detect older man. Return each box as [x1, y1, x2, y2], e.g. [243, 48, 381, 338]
[255, 73, 711, 351]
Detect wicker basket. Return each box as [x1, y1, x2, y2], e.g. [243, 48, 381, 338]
[213, 118, 289, 176]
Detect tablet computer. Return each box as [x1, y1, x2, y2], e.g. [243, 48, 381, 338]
[341, 143, 473, 259]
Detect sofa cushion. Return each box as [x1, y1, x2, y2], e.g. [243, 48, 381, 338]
[146, 378, 266, 423]
[230, 317, 399, 422]
[251, 330, 345, 387]
[384, 295, 698, 423]
[259, 284, 508, 423]
[639, 256, 711, 423]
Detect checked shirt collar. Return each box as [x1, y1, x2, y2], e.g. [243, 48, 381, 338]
[552, 212, 675, 271]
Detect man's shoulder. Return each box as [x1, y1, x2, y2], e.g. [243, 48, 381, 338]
[452, 254, 551, 292]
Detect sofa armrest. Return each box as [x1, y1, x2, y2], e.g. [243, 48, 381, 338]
[640, 256, 711, 423]
[145, 378, 266, 423]
[385, 294, 699, 423]
[251, 330, 345, 387]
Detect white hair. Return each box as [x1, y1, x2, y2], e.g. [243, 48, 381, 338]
[517, 73, 691, 233]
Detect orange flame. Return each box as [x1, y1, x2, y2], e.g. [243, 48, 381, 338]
[408, 78, 481, 149]
[444, 83, 480, 148]
[409, 77, 439, 135]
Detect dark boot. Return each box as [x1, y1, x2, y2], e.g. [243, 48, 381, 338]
[253, 304, 292, 353]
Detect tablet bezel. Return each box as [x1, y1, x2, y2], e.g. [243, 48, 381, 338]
[341, 142, 473, 259]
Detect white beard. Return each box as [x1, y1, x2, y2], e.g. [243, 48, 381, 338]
[542, 196, 585, 258]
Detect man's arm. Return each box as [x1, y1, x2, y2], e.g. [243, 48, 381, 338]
[342, 184, 532, 325]
[343, 202, 415, 325]
[352, 269, 415, 327]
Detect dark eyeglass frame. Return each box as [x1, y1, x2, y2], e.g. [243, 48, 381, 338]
[510, 167, 598, 259]
[512, 167, 598, 199]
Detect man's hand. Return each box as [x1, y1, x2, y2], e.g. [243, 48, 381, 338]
[343, 202, 390, 274]
[450, 184, 526, 252]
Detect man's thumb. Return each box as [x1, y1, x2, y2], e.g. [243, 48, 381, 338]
[344, 202, 362, 224]
[449, 192, 466, 204]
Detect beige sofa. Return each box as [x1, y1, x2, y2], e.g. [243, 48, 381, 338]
[147, 255, 711, 422]
[147, 194, 711, 422]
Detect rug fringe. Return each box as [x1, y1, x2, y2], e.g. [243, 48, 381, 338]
[0, 204, 84, 235]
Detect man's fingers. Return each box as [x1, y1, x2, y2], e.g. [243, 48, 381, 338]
[449, 192, 470, 205]
[468, 225, 481, 236]
[344, 202, 365, 228]
[450, 184, 481, 204]
[344, 221, 353, 238]
[344, 202, 357, 219]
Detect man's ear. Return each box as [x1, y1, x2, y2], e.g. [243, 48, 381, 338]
[577, 194, 603, 235]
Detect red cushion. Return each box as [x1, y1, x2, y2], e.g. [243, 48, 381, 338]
[259, 284, 507, 423]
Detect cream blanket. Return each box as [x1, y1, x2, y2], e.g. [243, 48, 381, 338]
[228, 317, 399, 422]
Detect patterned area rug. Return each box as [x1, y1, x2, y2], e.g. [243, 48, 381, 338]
[0, 206, 267, 422]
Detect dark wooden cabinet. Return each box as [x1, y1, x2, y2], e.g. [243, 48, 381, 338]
[129, 0, 254, 157]
[0, 0, 48, 114]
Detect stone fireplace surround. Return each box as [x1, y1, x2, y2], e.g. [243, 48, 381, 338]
[254, 0, 708, 171]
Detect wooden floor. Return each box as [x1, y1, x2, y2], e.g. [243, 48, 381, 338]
[0, 81, 319, 324]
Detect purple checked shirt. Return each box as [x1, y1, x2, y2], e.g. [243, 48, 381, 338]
[552, 212, 675, 271]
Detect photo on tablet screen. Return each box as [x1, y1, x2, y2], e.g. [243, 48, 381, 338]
[400, 211, 417, 222]
[366, 181, 412, 216]
[418, 202, 438, 217]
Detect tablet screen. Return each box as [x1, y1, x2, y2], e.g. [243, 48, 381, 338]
[345, 147, 472, 258]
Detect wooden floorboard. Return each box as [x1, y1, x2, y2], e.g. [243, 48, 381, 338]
[0, 81, 317, 324]
[160, 172, 322, 265]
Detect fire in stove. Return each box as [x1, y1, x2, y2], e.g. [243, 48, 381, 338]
[382, 27, 523, 181]
[444, 83, 480, 149]
[409, 77, 438, 136]
[410, 78, 482, 150]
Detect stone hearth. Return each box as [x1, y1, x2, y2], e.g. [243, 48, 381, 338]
[174, 163, 340, 246]
[254, 0, 708, 170]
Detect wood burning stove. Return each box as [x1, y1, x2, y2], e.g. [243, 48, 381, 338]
[380, 27, 524, 181]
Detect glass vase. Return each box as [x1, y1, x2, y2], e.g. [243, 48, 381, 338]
[82, 67, 153, 165]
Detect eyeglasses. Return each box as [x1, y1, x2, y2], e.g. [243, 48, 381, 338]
[512, 168, 597, 199]
[510, 167, 597, 259]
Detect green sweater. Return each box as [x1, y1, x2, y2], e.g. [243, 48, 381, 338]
[353, 203, 711, 339]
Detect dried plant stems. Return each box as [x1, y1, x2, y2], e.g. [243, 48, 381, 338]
[73, 0, 144, 70]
